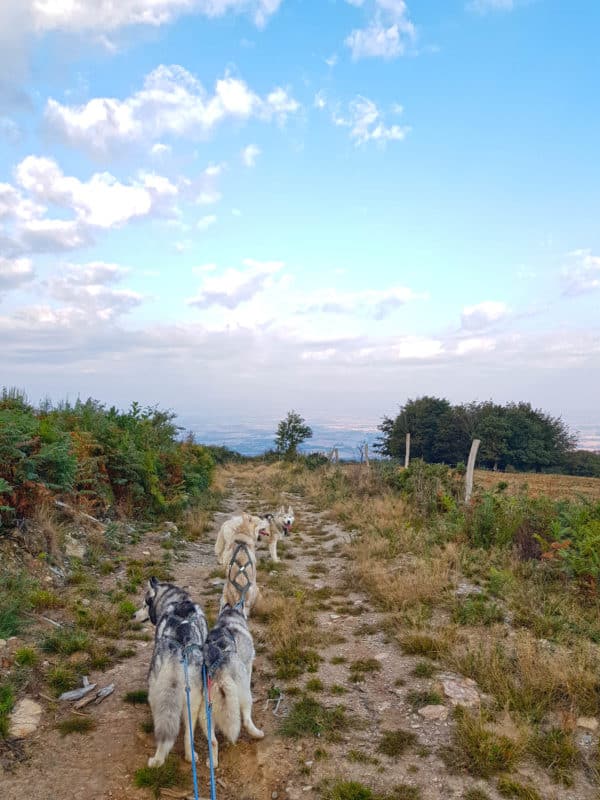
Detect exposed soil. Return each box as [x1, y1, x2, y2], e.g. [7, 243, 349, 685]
[2, 472, 597, 800]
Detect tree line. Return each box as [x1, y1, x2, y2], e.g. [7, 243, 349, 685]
[375, 396, 600, 476]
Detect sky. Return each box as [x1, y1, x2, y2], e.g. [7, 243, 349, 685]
[0, 0, 599, 444]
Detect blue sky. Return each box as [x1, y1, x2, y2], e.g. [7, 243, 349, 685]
[0, 0, 599, 444]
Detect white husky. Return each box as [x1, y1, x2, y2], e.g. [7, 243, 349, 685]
[264, 505, 295, 563]
[214, 514, 268, 566]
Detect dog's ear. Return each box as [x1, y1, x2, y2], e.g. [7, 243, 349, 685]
[149, 576, 159, 590]
[288, 505, 293, 514]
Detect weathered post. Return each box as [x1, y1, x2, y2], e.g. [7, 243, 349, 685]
[364, 443, 369, 466]
[465, 439, 481, 503]
[404, 433, 411, 468]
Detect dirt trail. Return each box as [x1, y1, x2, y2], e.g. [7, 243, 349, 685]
[2, 473, 589, 800]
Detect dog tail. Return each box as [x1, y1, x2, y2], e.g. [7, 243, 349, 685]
[209, 672, 241, 744]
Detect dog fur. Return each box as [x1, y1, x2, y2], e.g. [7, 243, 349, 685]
[135, 578, 208, 768]
[263, 505, 294, 563]
[200, 603, 264, 767]
[215, 513, 267, 567]
[219, 514, 260, 617]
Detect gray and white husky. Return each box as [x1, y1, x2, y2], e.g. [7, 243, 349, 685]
[201, 603, 264, 767]
[134, 578, 209, 768]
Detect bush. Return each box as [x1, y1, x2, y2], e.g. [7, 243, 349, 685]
[0, 392, 215, 525]
[388, 460, 461, 517]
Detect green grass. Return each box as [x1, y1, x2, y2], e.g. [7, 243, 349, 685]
[14, 646, 39, 667]
[57, 715, 96, 736]
[47, 664, 78, 696]
[406, 690, 443, 710]
[529, 727, 578, 786]
[134, 755, 183, 799]
[331, 684, 348, 695]
[29, 589, 63, 610]
[321, 781, 373, 800]
[273, 646, 321, 679]
[453, 597, 504, 627]
[42, 627, 90, 655]
[280, 696, 348, 740]
[347, 749, 379, 765]
[443, 709, 522, 778]
[348, 658, 382, 682]
[400, 634, 448, 659]
[377, 729, 418, 758]
[463, 791, 490, 800]
[0, 571, 34, 638]
[412, 661, 436, 678]
[497, 777, 542, 800]
[330, 656, 347, 665]
[0, 682, 15, 738]
[306, 678, 324, 692]
[140, 719, 154, 734]
[124, 689, 149, 705]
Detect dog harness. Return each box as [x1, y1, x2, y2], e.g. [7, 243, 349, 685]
[227, 539, 254, 610]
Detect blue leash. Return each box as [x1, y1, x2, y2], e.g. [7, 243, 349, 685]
[202, 663, 217, 800]
[181, 650, 201, 800]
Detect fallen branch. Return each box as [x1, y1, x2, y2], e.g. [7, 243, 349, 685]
[54, 500, 105, 529]
[23, 611, 62, 628]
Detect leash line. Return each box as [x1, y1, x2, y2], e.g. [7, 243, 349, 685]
[181, 652, 200, 800]
[203, 663, 218, 800]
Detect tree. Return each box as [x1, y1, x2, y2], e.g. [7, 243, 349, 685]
[375, 396, 470, 465]
[274, 411, 313, 459]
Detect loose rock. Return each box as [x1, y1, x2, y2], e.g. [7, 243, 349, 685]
[418, 704, 449, 721]
[9, 698, 43, 738]
[440, 674, 480, 707]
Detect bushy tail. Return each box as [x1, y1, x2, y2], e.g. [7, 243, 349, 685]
[209, 672, 241, 744]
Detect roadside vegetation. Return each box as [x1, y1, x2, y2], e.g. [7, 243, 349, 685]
[235, 455, 600, 794]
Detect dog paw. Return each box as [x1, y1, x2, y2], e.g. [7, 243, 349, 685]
[185, 750, 199, 763]
[148, 756, 163, 768]
[253, 728, 265, 739]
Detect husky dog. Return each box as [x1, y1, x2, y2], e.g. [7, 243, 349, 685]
[200, 604, 264, 767]
[215, 513, 268, 567]
[262, 505, 295, 563]
[219, 514, 260, 617]
[135, 578, 209, 768]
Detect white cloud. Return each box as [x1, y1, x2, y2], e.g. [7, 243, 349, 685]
[561, 249, 600, 296]
[15, 155, 178, 228]
[334, 96, 410, 146]
[187, 258, 283, 309]
[461, 301, 509, 330]
[0, 117, 22, 143]
[0, 157, 179, 257]
[0, 256, 34, 290]
[314, 91, 327, 110]
[395, 335, 443, 360]
[1, 1, 282, 37]
[303, 286, 426, 318]
[44, 260, 143, 322]
[325, 54, 338, 67]
[197, 214, 217, 231]
[241, 144, 261, 167]
[455, 337, 496, 355]
[45, 65, 300, 155]
[151, 142, 172, 157]
[345, 0, 416, 61]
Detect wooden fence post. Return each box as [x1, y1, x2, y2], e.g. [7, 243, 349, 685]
[404, 433, 411, 468]
[465, 439, 481, 503]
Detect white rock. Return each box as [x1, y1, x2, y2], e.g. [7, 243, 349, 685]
[418, 704, 449, 721]
[0, 639, 6, 650]
[440, 674, 480, 708]
[64, 533, 85, 559]
[9, 698, 43, 738]
[577, 717, 599, 732]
